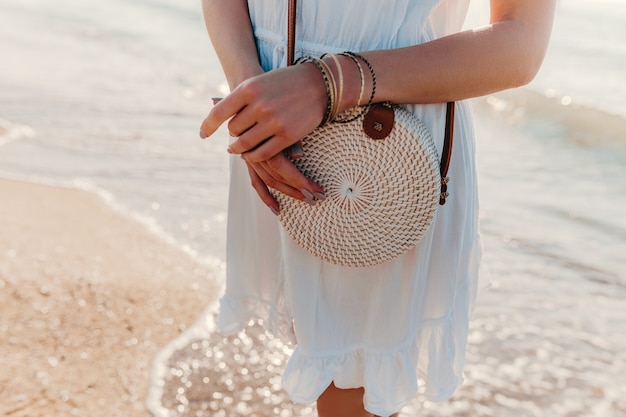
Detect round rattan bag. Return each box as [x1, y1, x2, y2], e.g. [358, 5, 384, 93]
[275, 103, 441, 268]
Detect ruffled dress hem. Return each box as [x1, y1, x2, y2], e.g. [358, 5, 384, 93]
[218, 294, 467, 417]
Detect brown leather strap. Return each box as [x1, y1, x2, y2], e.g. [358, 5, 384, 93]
[439, 101, 455, 205]
[287, 0, 297, 66]
[440, 102, 455, 179]
[287, 0, 455, 205]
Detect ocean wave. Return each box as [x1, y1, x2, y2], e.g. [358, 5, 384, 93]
[473, 88, 626, 149]
[0, 119, 35, 147]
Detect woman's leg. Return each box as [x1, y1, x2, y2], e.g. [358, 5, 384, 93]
[317, 382, 373, 417]
[316, 382, 399, 417]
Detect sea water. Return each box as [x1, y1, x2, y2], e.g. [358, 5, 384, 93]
[1, 0, 624, 416]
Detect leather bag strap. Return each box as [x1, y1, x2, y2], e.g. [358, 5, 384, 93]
[287, 0, 455, 204]
[440, 101, 455, 204]
[288, 0, 297, 66]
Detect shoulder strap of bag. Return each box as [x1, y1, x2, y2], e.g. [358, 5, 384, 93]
[287, 0, 455, 205]
[440, 101, 455, 204]
[288, 0, 297, 67]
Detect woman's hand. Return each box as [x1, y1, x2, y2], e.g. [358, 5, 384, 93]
[200, 63, 328, 212]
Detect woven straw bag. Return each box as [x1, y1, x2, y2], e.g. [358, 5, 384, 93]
[275, 0, 454, 267]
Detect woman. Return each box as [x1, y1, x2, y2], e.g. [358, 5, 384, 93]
[199, 1, 555, 416]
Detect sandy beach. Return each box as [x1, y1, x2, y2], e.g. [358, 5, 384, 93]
[0, 177, 218, 417]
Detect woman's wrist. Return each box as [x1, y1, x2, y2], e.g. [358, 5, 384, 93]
[298, 61, 334, 127]
[295, 51, 377, 128]
[226, 62, 265, 90]
[321, 53, 375, 113]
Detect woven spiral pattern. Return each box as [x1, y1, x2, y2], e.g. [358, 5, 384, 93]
[276, 106, 441, 267]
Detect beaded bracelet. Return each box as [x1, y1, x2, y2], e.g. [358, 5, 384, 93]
[345, 54, 366, 108]
[296, 55, 335, 127]
[316, 58, 341, 122]
[321, 53, 347, 122]
[342, 51, 377, 109]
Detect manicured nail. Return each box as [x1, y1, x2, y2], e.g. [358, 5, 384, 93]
[199, 130, 207, 139]
[290, 142, 304, 158]
[304, 197, 317, 206]
[301, 189, 314, 200]
[314, 192, 327, 201]
[211, 97, 223, 105]
[270, 206, 280, 216]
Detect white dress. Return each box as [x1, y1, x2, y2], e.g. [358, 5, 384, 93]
[218, 1, 480, 416]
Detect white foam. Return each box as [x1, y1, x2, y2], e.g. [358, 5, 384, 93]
[0, 120, 35, 147]
[146, 304, 218, 417]
[70, 178, 226, 274]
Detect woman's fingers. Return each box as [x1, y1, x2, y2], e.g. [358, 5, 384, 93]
[252, 153, 325, 201]
[200, 65, 328, 209]
[226, 119, 277, 157]
[226, 114, 303, 161]
[199, 92, 246, 139]
[227, 110, 295, 159]
[252, 162, 303, 202]
[201, 64, 326, 163]
[245, 163, 280, 215]
[244, 153, 326, 210]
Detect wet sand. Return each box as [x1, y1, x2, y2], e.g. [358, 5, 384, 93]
[0, 178, 218, 417]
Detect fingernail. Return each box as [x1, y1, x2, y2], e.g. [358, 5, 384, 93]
[211, 97, 223, 105]
[291, 142, 304, 158]
[227, 146, 234, 154]
[301, 189, 314, 200]
[314, 192, 327, 201]
[304, 197, 317, 206]
[199, 130, 207, 139]
[270, 206, 280, 216]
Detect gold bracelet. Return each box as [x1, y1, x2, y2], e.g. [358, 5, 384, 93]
[322, 53, 346, 122]
[316, 57, 340, 122]
[343, 51, 376, 108]
[336, 52, 366, 123]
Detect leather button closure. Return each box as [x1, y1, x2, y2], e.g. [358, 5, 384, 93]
[363, 102, 395, 140]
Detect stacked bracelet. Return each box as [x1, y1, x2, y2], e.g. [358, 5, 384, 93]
[317, 58, 341, 121]
[335, 52, 366, 123]
[342, 51, 377, 109]
[297, 55, 334, 127]
[296, 51, 377, 127]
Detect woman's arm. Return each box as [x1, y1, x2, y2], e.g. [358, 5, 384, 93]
[200, 0, 555, 210]
[367, 0, 556, 104]
[201, 0, 262, 89]
[208, 0, 555, 160]
[201, 0, 325, 211]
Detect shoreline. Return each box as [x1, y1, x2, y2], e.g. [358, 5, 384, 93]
[0, 177, 219, 417]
